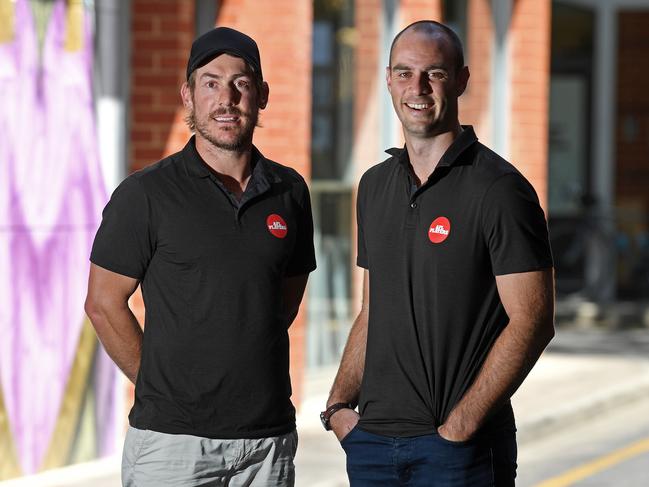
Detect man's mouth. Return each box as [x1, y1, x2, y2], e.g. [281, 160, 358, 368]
[213, 115, 240, 122]
[405, 103, 432, 110]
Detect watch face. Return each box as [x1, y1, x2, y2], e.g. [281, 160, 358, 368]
[320, 411, 330, 430]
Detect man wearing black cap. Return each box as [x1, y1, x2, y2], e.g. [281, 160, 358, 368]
[85, 27, 316, 486]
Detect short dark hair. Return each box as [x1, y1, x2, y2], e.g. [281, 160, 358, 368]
[389, 20, 465, 72]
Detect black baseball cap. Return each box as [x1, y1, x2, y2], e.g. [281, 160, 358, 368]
[186, 27, 263, 81]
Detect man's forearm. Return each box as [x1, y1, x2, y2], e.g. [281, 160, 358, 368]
[327, 308, 368, 407]
[326, 271, 369, 440]
[87, 304, 143, 384]
[441, 269, 555, 439]
[441, 314, 554, 438]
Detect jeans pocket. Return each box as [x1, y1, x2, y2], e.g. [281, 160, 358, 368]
[122, 427, 151, 469]
[339, 424, 360, 447]
[434, 432, 477, 447]
[288, 429, 299, 456]
[434, 433, 493, 473]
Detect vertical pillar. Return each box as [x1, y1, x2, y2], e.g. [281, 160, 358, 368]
[490, 0, 512, 161]
[458, 0, 493, 143]
[590, 3, 617, 301]
[379, 0, 399, 151]
[97, 0, 130, 191]
[96, 0, 131, 448]
[508, 0, 551, 208]
[352, 0, 382, 179]
[195, 0, 217, 36]
[350, 0, 382, 317]
[593, 4, 616, 212]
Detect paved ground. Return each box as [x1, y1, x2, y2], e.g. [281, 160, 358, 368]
[517, 395, 649, 486]
[293, 326, 649, 486]
[2, 326, 649, 486]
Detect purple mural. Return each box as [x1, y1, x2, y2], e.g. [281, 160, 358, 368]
[0, 0, 118, 475]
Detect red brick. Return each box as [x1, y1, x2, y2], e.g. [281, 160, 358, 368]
[133, 73, 183, 88]
[508, 0, 551, 209]
[132, 37, 185, 51]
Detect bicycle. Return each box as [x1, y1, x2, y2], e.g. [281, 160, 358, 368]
[550, 213, 615, 302]
[549, 197, 649, 302]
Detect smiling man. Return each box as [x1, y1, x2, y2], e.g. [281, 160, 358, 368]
[323, 20, 555, 486]
[85, 27, 315, 486]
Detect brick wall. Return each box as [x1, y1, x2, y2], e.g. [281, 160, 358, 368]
[352, 0, 382, 174]
[509, 0, 551, 209]
[400, 0, 442, 27]
[128, 0, 313, 407]
[217, 1, 313, 178]
[350, 0, 381, 313]
[130, 0, 194, 171]
[458, 0, 493, 144]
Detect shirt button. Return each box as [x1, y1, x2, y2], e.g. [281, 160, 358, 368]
[410, 202, 418, 209]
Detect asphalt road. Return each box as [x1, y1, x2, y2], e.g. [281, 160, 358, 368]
[517, 395, 649, 487]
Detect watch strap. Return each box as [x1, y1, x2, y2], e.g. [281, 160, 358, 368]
[320, 402, 354, 431]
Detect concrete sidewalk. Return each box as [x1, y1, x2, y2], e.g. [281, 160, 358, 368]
[294, 327, 649, 486]
[513, 328, 649, 444]
[3, 326, 649, 487]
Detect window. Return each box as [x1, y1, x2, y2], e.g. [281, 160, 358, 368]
[308, 0, 355, 368]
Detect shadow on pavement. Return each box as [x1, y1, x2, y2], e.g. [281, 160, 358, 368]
[547, 326, 649, 358]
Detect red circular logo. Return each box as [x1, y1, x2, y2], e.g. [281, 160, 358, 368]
[266, 214, 288, 239]
[428, 216, 451, 244]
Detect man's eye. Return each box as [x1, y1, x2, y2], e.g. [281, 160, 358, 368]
[236, 80, 250, 89]
[429, 71, 447, 80]
[206, 81, 217, 88]
[397, 72, 411, 79]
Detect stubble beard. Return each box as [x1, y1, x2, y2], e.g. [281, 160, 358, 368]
[397, 94, 454, 139]
[403, 105, 446, 138]
[190, 107, 258, 152]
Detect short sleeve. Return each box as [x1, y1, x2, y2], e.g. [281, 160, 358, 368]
[481, 173, 553, 276]
[90, 176, 154, 279]
[285, 180, 317, 277]
[356, 175, 369, 269]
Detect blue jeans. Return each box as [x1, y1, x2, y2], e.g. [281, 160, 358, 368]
[340, 426, 517, 487]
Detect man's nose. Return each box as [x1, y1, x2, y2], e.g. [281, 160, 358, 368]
[218, 84, 240, 106]
[413, 72, 432, 95]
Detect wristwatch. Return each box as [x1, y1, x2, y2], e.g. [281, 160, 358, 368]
[320, 402, 354, 431]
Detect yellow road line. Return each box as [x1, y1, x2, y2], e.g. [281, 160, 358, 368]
[534, 436, 649, 487]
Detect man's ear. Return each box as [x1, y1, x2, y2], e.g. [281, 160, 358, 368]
[385, 66, 392, 94]
[456, 66, 470, 97]
[259, 81, 270, 109]
[180, 82, 193, 110]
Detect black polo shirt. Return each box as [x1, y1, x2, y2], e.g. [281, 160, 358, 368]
[90, 137, 316, 439]
[356, 126, 552, 437]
